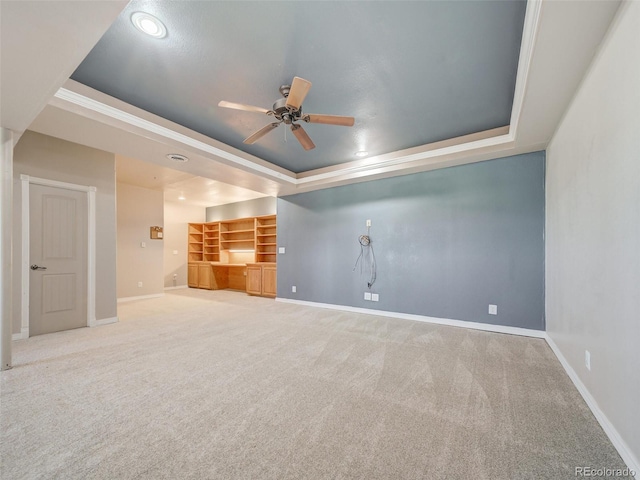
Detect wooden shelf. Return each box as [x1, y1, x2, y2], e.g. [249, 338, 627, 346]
[221, 228, 254, 234]
[221, 239, 254, 244]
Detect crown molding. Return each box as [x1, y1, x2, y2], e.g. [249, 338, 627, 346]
[510, 0, 543, 138]
[53, 87, 297, 185]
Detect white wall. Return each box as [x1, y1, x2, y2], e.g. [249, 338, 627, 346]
[163, 201, 205, 288]
[116, 183, 164, 299]
[206, 196, 275, 222]
[546, 1, 639, 470]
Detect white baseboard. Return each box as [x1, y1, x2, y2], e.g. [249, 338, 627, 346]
[12, 327, 29, 340]
[13, 316, 118, 339]
[92, 316, 118, 327]
[117, 293, 164, 303]
[544, 334, 639, 474]
[164, 285, 188, 291]
[275, 298, 546, 338]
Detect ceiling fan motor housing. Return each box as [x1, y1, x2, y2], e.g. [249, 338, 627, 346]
[272, 96, 301, 124]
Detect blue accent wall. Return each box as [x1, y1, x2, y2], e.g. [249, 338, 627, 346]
[277, 152, 545, 330]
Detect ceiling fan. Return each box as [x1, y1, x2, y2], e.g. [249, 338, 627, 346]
[218, 77, 355, 151]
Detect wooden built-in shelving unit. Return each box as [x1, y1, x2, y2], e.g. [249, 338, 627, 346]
[220, 217, 257, 251]
[188, 223, 204, 262]
[203, 223, 220, 262]
[187, 215, 277, 297]
[256, 215, 277, 263]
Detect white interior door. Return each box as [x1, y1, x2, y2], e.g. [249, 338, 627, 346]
[29, 184, 88, 336]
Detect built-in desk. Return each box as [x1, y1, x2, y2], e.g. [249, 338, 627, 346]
[188, 262, 275, 295]
[209, 263, 247, 291]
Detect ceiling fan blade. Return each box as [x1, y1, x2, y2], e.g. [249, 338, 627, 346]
[218, 101, 270, 115]
[304, 114, 355, 127]
[290, 124, 315, 151]
[243, 122, 280, 144]
[285, 77, 312, 110]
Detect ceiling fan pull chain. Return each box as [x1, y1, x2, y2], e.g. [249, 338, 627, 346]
[284, 124, 287, 143]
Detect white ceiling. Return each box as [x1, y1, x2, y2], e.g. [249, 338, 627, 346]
[0, 0, 127, 136]
[115, 155, 266, 207]
[2, 1, 622, 202]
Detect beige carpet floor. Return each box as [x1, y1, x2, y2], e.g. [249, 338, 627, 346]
[0, 289, 629, 479]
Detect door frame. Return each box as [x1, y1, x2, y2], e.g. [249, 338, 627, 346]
[20, 174, 96, 338]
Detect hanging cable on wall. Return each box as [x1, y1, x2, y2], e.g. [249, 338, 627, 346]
[353, 222, 377, 288]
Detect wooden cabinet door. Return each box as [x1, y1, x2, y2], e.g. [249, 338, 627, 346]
[246, 265, 262, 295]
[262, 265, 277, 298]
[198, 264, 212, 289]
[188, 263, 199, 288]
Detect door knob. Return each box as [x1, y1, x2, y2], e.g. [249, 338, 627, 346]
[30, 264, 47, 271]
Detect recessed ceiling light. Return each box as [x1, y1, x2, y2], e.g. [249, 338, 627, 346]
[166, 153, 188, 163]
[131, 12, 167, 39]
[355, 151, 369, 157]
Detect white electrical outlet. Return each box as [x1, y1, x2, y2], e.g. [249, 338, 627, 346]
[364, 292, 372, 301]
[137, 282, 143, 288]
[366, 219, 372, 227]
[488, 304, 497, 315]
[279, 247, 286, 254]
[371, 293, 379, 302]
[585, 350, 591, 371]
[291, 286, 296, 293]
[140, 242, 146, 248]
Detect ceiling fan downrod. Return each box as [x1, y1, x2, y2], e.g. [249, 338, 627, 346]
[279, 85, 291, 98]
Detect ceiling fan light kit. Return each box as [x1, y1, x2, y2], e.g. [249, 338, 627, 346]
[218, 76, 355, 151]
